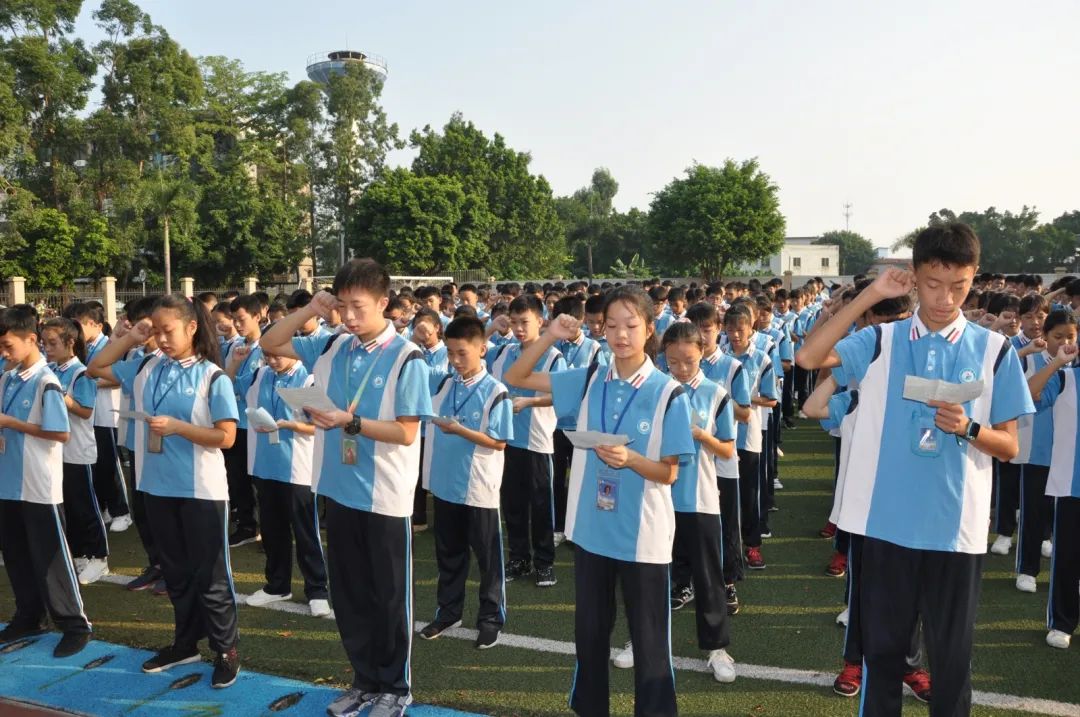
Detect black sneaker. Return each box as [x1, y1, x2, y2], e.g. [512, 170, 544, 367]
[53, 631, 91, 658]
[475, 627, 500, 650]
[228, 528, 260, 548]
[126, 565, 162, 592]
[670, 585, 694, 611]
[783, 418, 796, 429]
[0, 622, 48, 644]
[725, 584, 740, 615]
[535, 566, 557, 587]
[211, 647, 240, 688]
[152, 578, 168, 596]
[419, 619, 461, 640]
[505, 559, 532, 582]
[142, 644, 201, 673]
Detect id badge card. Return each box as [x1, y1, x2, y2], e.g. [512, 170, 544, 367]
[596, 466, 619, 512]
[148, 432, 163, 454]
[269, 429, 280, 446]
[341, 435, 358, 465]
[0, 430, 6, 455]
[910, 410, 942, 458]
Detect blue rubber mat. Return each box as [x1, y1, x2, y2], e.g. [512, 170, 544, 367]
[0, 628, 485, 716]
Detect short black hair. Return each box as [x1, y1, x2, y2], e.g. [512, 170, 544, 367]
[0, 304, 39, 336]
[415, 286, 440, 301]
[411, 307, 442, 331]
[453, 304, 479, 319]
[197, 291, 218, 305]
[1044, 309, 1079, 335]
[1067, 279, 1080, 298]
[584, 295, 606, 314]
[552, 295, 585, 321]
[385, 296, 407, 313]
[332, 258, 390, 298]
[1019, 294, 1050, 316]
[286, 289, 313, 310]
[509, 295, 544, 318]
[723, 304, 754, 327]
[230, 294, 262, 316]
[65, 301, 105, 325]
[252, 291, 270, 309]
[686, 301, 721, 327]
[444, 316, 486, 343]
[912, 222, 980, 269]
[211, 300, 233, 318]
[268, 301, 287, 316]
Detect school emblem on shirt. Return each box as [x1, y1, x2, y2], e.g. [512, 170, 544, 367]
[373, 376, 385, 388]
[472, 410, 482, 421]
[637, 420, 651, 434]
[21, 399, 30, 408]
[959, 368, 976, 383]
[184, 386, 195, 396]
[698, 410, 708, 422]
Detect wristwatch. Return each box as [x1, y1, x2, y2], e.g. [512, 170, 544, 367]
[343, 415, 363, 436]
[960, 421, 981, 442]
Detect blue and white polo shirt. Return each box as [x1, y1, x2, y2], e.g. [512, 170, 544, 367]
[292, 321, 432, 517]
[550, 358, 695, 563]
[246, 363, 315, 486]
[726, 343, 778, 453]
[231, 339, 264, 430]
[1036, 367, 1080, 498]
[1013, 351, 1055, 467]
[50, 357, 98, 465]
[419, 341, 449, 373]
[831, 311, 1034, 553]
[671, 371, 736, 514]
[820, 389, 860, 526]
[422, 367, 514, 508]
[0, 357, 69, 504]
[86, 334, 119, 429]
[556, 333, 606, 431]
[111, 355, 238, 500]
[488, 342, 566, 454]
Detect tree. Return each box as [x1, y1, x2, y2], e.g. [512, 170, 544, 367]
[351, 168, 488, 274]
[647, 160, 785, 281]
[558, 168, 622, 278]
[411, 113, 567, 278]
[815, 230, 876, 274]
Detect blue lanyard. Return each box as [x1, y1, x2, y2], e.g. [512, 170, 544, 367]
[2, 374, 33, 416]
[600, 377, 641, 434]
[150, 361, 189, 414]
[562, 339, 583, 367]
[451, 375, 486, 416]
[269, 370, 288, 417]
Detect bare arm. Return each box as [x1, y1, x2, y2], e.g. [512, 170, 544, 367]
[64, 395, 93, 420]
[0, 414, 68, 443]
[148, 416, 236, 449]
[693, 427, 735, 460]
[440, 421, 507, 451]
[595, 445, 680, 485]
[802, 374, 838, 420]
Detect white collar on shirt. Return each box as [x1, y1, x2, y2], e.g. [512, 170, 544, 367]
[455, 366, 487, 387]
[56, 357, 78, 372]
[704, 346, 723, 365]
[351, 320, 397, 352]
[17, 356, 48, 381]
[565, 332, 586, 347]
[424, 340, 444, 354]
[684, 369, 705, 390]
[170, 356, 199, 369]
[605, 356, 655, 388]
[910, 309, 966, 345]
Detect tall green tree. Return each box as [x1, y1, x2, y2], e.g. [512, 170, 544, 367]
[815, 230, 877, 274]
[557, 167, 621, 278]
[647, 160, 785, 281]
[411, 113, 566, 278]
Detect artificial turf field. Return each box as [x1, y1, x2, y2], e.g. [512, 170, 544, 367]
[1, 420, 1077, 716]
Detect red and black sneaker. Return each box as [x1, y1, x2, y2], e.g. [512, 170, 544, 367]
[745, 546, 766, 570]
[819, 521, 837, 539]
[903, 668, 931, 703]
[825, 551, 848, 578]
[833, 661, 862, 697]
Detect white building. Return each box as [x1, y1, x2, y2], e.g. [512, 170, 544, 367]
[742, 237, 840, 276]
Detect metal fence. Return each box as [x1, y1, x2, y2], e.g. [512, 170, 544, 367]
[23, 290, 104, 316]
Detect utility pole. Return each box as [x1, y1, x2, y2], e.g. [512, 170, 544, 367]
[843, 202, 853, 232]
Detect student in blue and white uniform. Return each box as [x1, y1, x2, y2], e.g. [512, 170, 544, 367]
[89, 295, 241, 688]
[418, 316, 514, 649]
[212, 301, 244, 363]
[287, 289, 335, 341]
[223, 294, 265, 547]
[69, 301, 131, 532]
[261, 259, 432, 717]
[797, 223, 1034, 717]
[244, 348, 330, 617]
[0, 305, 92, 658]
[487, 296, 566, 587]
[724, 303, 778, 572]
[584, 294, 613, 364]
[457, 284, 489, 323]
[409, 307, 449, 531]
[551, 295, 605, 546]
[1026, 335, 1080, 650]
[42, 318, 110, 586]
[613, 321, 738, 683]
[505, 285, 695, 717]
[1012, 311, 1073, 592]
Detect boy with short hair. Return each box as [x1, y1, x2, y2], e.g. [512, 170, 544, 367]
[418, 317, 513, 648]
[0, 305, 92, 657]
[224, 294, 265, 547]
[797, 223, 1034, 717]
[487, 296, 566, 587]
[260, 259, 432, 717]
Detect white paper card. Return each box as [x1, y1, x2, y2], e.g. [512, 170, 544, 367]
[246, 407, 279, 432]
[902, 376, 985, 404]
[115, 408, 151, 421]
[276, 386, 337, 414]
[563, 430, 632, 449]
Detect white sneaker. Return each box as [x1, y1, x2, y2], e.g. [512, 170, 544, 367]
[78, 558, 109, 585]
[553, 532, 566, 547]
[309, 599, 332, 617]
[776, 447, 785, 458]
[773, 479, 784, 490]
[613, 641, 634, 669]
[1042, 540, 1052, 559]
[101, 509, 112, 525]
[109, 514, 133, 533]
[1015, 574, 1037, 593]
[836, 607, 849, 627]
[1046, 630, 1071, 649]
[707, 648, 736, 683]
[74, 556, 89, 574]
[798, 410, 808, 419]
[246, 589, 292, 607]
[989, 535, 1012, 555]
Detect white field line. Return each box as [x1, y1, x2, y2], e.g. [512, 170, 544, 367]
[96, 574, 1079, 716]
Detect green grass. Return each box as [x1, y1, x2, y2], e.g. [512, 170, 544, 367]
[3, 420, 1078, 716]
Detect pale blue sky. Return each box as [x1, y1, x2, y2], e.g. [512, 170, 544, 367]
[75, 0, 1080, 251]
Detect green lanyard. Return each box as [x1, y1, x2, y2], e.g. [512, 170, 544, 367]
[346, 346, 387, 414]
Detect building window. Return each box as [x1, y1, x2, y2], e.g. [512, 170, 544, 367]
[792, 257, 802, 269]
[822, 257, 830, 268]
